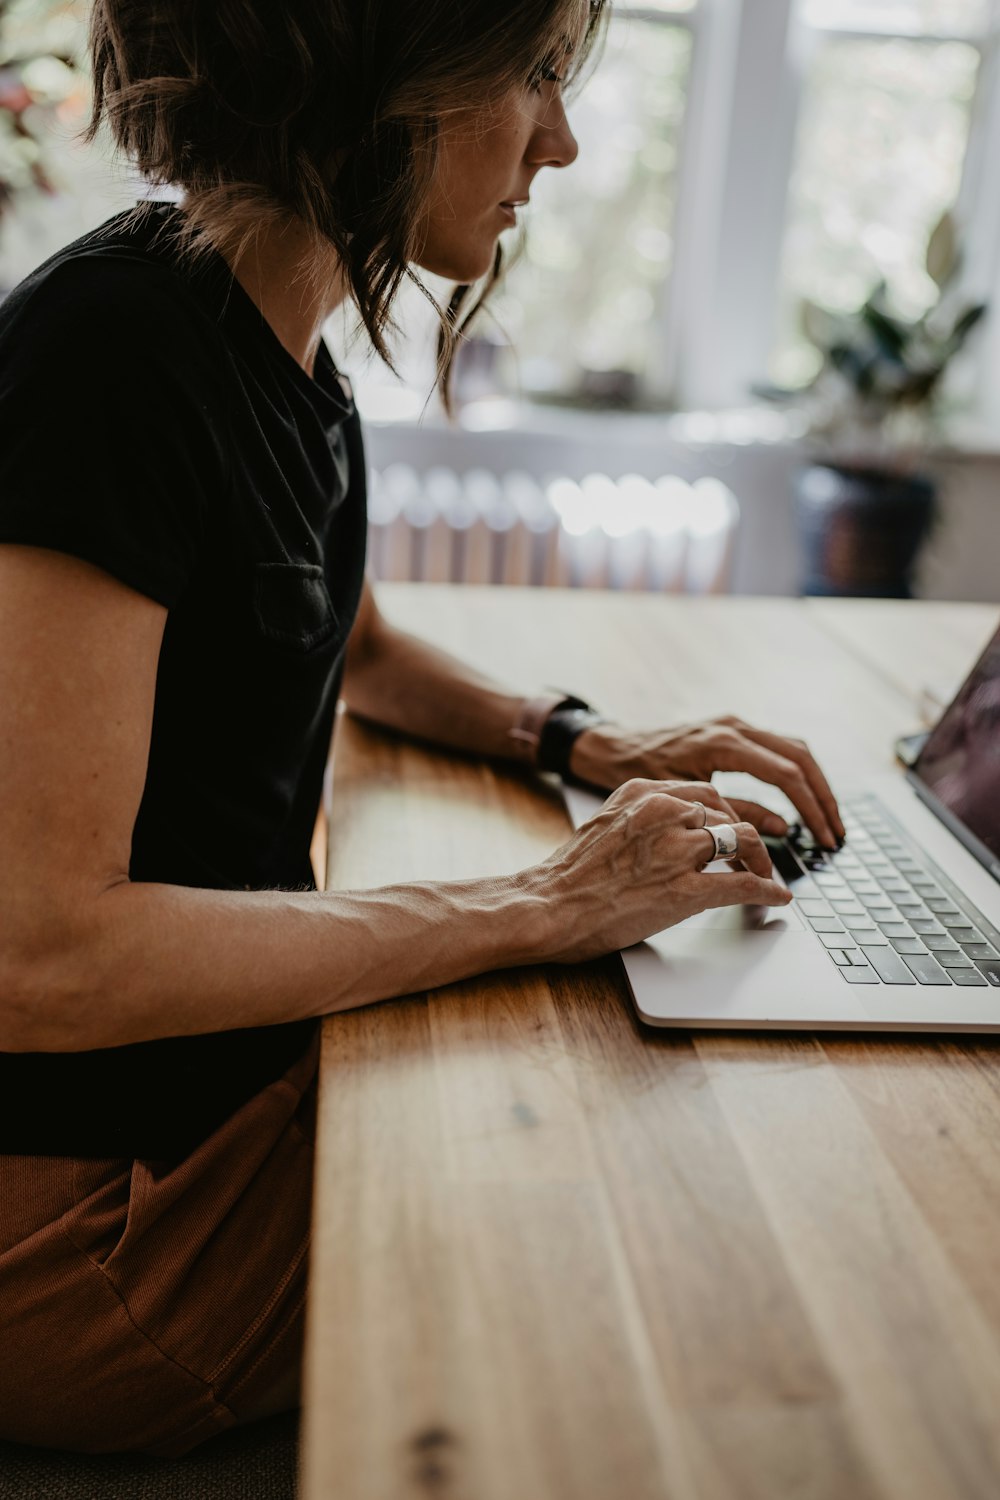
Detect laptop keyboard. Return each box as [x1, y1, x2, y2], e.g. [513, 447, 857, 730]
[768, 795, 1000, 987]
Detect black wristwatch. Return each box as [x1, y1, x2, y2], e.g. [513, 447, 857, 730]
[536, 695, 606, 777]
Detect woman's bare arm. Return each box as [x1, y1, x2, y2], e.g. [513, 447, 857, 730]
[342, 578, 534, 762]
[343, 579, 843, 845]
[0, 548, 787, 1055]
[0, 547, 540, 1053]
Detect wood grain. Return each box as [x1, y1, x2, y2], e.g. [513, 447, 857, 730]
[302, 589, 1000, 1500]
[806, 599, 999, 715]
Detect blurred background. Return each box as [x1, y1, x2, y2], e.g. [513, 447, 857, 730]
[4, 0, 1000, 601]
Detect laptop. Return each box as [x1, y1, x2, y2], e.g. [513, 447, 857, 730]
[562, 620, 1000, 1031]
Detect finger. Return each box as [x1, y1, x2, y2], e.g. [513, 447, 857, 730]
[689, 867, 793, 909]
[731, 724, 845, 841]
[663, 781, 739, 821]
[727, 798, 789, 836]
[693, 820, 773, 880]
[709, 736, 838, 849]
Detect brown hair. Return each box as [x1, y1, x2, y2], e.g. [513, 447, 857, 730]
[84, 0, 606, 405]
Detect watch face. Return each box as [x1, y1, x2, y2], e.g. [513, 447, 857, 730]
[555, 709, 592, 733]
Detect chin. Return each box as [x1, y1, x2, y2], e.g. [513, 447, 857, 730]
[414, 237, 498, 285]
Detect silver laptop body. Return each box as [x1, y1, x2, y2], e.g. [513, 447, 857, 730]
[563, 623, 1000, 1032]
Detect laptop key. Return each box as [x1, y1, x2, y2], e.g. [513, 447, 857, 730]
[889, 936, 928, 955]
[831, 950, 852, 966]
[837, 798, 1000, 980]
[952, 969, 989, 986]
[843, 922, 886, 942]
[839, 965, 881, 984]
[963, 942, 999, 960]
[860, 946, 917, 984]
[810, 917, 846, 933]
[902, 953, 952, 985]
[798, 899, 833, 917]
[819, 932, 855, 949]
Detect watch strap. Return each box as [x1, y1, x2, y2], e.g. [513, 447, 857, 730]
[537, 697, 605, 777]
[507, 693, 568, 764]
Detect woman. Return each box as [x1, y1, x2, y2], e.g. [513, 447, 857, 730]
[0, 0, 843, 1458]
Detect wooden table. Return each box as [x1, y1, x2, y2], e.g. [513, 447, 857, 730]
[301, 589, 1000, 1500]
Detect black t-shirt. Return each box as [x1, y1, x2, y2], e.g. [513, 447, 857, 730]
[0, 202, 368, 1158]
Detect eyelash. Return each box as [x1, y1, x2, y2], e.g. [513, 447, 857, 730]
[531, 62, 566, 89]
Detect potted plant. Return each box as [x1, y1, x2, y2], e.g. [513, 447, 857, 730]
[763, 210, 987, 598]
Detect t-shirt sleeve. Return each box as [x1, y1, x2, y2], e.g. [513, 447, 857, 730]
[0, 254, 231, 608]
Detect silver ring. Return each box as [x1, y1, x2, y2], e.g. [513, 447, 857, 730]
[709, 823, 739, 860]
[690, 800, 708, 829]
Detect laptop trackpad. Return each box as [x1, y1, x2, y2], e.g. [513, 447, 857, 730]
[676, 899, 804, 935]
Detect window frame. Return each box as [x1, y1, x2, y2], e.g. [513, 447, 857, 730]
[625, 0, 1000, 424]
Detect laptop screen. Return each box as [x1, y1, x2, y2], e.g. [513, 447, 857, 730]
[915, 624, 1000, 862]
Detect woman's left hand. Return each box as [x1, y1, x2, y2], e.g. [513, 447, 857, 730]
[568, 715, 845, 850]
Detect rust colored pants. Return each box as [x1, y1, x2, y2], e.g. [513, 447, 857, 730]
[0, 1025, 320, 1458]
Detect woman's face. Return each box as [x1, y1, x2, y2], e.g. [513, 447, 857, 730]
[416, 67, 579, 283]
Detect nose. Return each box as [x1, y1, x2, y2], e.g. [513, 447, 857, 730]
[527, 94, 579, 172]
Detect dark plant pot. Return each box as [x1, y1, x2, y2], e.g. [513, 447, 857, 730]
[794, 463, 938, 598]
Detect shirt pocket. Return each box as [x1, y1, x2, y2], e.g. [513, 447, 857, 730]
[253, 561, 339, 651]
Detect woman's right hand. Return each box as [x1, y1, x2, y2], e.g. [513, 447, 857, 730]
[527, 778, 793, 964]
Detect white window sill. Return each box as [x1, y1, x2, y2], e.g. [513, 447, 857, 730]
[357, 393, 1000, 461]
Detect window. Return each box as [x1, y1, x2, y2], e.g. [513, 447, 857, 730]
[492, 2, 696, 403]
[771, 0, 989, 387]
[347, 0, 699, 417]
[7, 0, 1000, 435]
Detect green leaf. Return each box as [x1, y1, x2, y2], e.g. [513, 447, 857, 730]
[831, 343, 879, 397]
[926, 210, 959, 289]
[800, 298, 843, 353]
[861, 302, 908, 360]
[948, 302, 987, 346]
